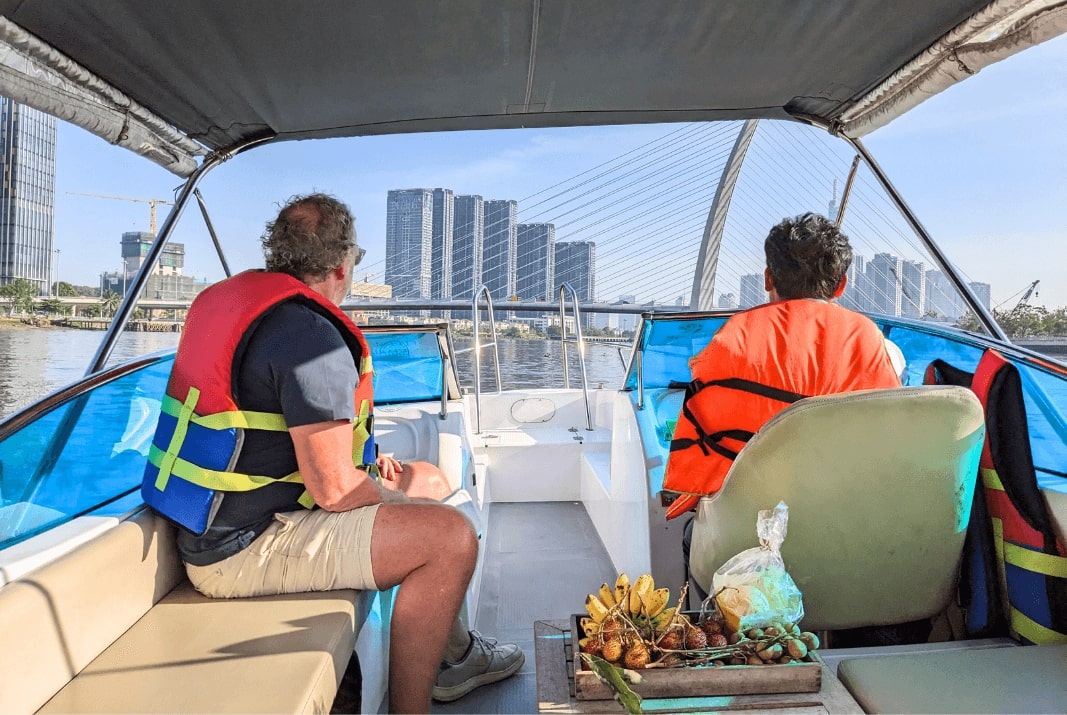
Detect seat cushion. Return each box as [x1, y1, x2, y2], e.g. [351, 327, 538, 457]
[837, 643, 1067, 714]
[40, 582, 367, 714]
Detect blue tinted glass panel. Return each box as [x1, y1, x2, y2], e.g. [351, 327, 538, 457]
[0, 356, 173, 548]
[624, 316, 726, 390]
[877, 323, 984, 387]
[365, 332, 444, 404]
[1011, 361, 1067, 485]
[877, 320, 1067, 487]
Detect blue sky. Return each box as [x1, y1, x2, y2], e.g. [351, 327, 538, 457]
[52, 33, 1067, 309]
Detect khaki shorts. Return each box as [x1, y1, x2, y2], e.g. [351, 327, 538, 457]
[185, 504, 380, 598]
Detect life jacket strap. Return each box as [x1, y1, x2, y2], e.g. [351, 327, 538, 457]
[148, 444, 303, 492]
[160, 394, 288, 431]
[695, 377, 808, 405]
[154, 387, 201, 492]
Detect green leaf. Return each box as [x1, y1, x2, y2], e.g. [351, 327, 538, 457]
[580, 654, 643, 714]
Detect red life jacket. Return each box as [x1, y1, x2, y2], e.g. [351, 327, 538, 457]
[926, 350, 1067, 643]
[142, 270, 375, 535]
[664, 299, 901, 519]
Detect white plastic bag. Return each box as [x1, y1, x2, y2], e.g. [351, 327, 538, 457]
[711, 501, 804, 632]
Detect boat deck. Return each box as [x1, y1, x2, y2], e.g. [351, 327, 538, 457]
[433, 501, 617, 714]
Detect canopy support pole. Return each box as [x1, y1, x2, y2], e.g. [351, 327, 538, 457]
[846, 136, 1007, 342]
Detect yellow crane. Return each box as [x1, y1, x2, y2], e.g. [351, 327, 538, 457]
[67, 191, 174, 234]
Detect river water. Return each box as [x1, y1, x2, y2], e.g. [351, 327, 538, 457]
[0, 327, 629, 419]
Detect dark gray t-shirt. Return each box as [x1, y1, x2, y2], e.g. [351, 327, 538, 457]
[177, 301, 359, 566]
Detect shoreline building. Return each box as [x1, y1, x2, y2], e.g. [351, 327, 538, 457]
[739, 273, 764, 309]
[515, 223, 555, 302]
[385, 189, 433, 303]
[482, 199, 517, 301]
[452, 194, 483, 301]
[430, 188, 453, 306]
[99, 231, 207, 300]
[555, 240, 596, 325]
[0, 98, 57, 293]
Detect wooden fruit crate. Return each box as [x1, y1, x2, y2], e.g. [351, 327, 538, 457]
[570, 613, 821, 701]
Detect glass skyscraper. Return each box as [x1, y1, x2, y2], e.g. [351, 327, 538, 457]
[482, 199, 517, 300]
[555, 241, 596, 302]
[430, 188, 453, 301]
[515, 223, 555, 302]
[452, 195, 484, 300]
[0, 98, 57, 292]
[385, 189, 433, 300]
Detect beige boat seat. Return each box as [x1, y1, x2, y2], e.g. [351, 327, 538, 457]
[836, 643, 1067, 713]
[689, 385, 985, 632]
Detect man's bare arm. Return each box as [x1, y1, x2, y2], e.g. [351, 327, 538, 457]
[290, 420, 404, 511]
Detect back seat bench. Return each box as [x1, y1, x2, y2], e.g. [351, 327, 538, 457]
[0, 509, 379, 714]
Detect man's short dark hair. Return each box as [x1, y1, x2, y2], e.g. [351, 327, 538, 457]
[764, 213, 852, 300]
[262, 193, 356, 281]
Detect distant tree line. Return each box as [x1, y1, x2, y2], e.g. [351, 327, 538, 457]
[956, 304, 1067, 338]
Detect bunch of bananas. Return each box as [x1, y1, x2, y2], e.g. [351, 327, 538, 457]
[583, 573, 674, 631]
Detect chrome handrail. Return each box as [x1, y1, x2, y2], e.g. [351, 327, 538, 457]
[450, 285, 502, 433]
[558, 282, 593, 431]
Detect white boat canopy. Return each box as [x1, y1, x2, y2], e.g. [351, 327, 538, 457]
[0, 0, 1065, 176]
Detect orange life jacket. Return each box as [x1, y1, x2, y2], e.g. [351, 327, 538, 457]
[663, 299, 901, 519]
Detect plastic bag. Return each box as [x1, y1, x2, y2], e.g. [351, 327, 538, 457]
[710, 501, 804, 632]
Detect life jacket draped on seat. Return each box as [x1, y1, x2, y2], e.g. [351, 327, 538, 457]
[141, 270, 376, 536]
[664, 299, 901, 520]
[926, 349, 1067, 644]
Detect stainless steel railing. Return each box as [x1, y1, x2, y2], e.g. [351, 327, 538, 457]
[450, 285, 502, 433]
[558, 282, 594, 431]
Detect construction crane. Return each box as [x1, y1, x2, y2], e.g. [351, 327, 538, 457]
[67, 191, 174, 234]
[996, 279, 1040, 312]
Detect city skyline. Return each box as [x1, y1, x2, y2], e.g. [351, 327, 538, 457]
[732, 252, 993, 322]
[384, 187, 595, 309]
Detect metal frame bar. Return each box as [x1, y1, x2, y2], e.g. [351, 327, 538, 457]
[194, 188, 232, 278]
[846, 136, 1008, 342]
[87, 137, 273, 374]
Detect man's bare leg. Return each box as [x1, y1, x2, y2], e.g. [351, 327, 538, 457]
[370, 501, 477, 713]
[380, 460, 454, 501]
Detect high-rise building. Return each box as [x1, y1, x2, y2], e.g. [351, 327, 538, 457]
[385, 189, 433, 301]
[867, 253, 903, 316]
[482, 199, 517, 300]
[839, 254, 869, 312]
[555, 241, 596, 302]
[452, 195, 483, 300]
[739, 273, 764, 308]
[717, 293, 738, 309]
[925, 270, 961, 321]
[430, 188, 453, 302]
[515, 223, 555, 302]
[900, 259, 926, 319]
[0, 99, 57, 292]
[969, 282, 992, 311]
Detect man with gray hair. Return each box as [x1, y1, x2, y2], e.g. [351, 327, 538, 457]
[146, 194, 522, 713]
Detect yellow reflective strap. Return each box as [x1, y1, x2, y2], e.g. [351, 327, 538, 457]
[1003, 542, 1067, 578]
[352, 399, 372, 462]
[981, 467, 1005, 492]
[361, 355, 373, 376]
[160, 394, 288, 431]
[148, 444, 304, 492]
[195, 410, 288, 431]
[154, 387, 200, 491]
[297, 490, 315, 509]
[1009, 607, 1067, 645]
